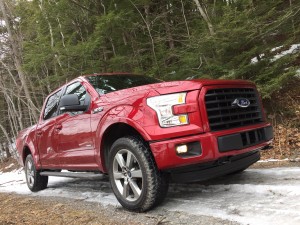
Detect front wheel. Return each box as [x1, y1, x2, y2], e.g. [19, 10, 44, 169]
[25, 154, 48, 192]
[108, 136, 168, 212]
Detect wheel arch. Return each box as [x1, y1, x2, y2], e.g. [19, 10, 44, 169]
[99, 122, 151, 173]
[21, 140, 41, 169]
[22, 145, 32, 164]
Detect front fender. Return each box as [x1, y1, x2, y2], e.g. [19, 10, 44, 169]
[17, 127, 41, 170]
[94, 105, 150, 172]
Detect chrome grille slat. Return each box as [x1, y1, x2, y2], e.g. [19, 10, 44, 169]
[208, 110, 261, 119]
[205, 97, 257, 105]
[205, 88, 264, 131]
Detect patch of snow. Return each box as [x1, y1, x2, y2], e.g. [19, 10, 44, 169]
[271, 44, 300, 62]
[258, 158, 289, 163]
[0, 167, 300, 225]
[259, 158, 300, 163]
[295, 69, 300, 78]
[251, 44, 300, 64]
[251, 53, 265, 64]
[271, 45, 284, 52]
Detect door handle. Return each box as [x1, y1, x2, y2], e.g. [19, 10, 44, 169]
[55, 124, 62, 130]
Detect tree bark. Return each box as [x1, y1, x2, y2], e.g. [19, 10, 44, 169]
[163, 8, 175, 50]
[129, 0, 159, 72]
[180, 0, 190, 39]
[4, 142, 11, 158]
[193, 0, 215, 35]
[0, 0, 39, 122]
[0, 123, 12, 158]
[0, 143, 4, 162]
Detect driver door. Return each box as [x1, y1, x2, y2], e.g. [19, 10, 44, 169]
[55, 81, 96, 169]
[37, 89, 62, 168]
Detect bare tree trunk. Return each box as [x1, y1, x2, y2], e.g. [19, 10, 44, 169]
[0, 59, 18, 86]
[57, 17, 66, 47]
[289, 0, 296, 37]
[4, 142, 11, 158]
[0, 143, 4, 162]
[100, 0, 106, 15]
[0, 0, 39, 122]
[180, 0, 190, 39]
[193, 0, 215, 35]
[109, 37, 117, 56]
[0, 123, 12, 157]
[129, 0, 159, 72]
[163, 8, 175, 50]
[122, 32, 128, 46]
[38, 0, 54, 48]
[0, 79, 23, 132]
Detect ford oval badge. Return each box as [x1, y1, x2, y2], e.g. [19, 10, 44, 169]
[232, 98, 250, 108]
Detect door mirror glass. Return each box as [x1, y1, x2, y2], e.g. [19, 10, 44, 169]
[59, 94, 87, 112]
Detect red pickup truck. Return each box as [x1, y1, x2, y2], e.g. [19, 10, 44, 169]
[16, 73, 273, 211]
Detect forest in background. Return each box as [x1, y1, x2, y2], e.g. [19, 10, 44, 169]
[0, 0, 299, 160]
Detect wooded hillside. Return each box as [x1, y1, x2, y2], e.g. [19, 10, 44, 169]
[0, 0, 299, 160]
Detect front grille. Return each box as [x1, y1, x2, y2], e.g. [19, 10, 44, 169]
[205, 88, 264, 131]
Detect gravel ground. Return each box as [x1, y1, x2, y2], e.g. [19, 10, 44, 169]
[0, 192, 238, 225]
[1, 159, 299, 225]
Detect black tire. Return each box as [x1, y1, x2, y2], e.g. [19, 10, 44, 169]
[25, 154, 48, 192]
[108, 136, 168, 212]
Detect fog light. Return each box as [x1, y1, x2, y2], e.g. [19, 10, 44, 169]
[176, 144, 188, 154]
[179, 115, 188, 124]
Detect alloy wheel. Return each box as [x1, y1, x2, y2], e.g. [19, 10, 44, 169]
[112, 149, 143, 202]
[26, 160, 35, 188]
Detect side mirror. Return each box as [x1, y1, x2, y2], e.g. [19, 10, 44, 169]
[59, 94, 87, 112]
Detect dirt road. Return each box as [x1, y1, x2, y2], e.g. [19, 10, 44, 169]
[0, 192, 237, 225]
[0, 162, 300, 225]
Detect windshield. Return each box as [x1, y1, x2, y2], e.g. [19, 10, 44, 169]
[86, 74, 162, 95]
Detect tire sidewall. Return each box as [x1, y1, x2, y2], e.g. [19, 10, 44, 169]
[25, 154, 37, 191]
[108, 138, 150, 210]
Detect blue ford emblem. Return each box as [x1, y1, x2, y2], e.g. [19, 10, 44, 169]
[232, 98, 250, 108]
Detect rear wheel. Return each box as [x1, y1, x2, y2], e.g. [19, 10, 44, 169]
[25, 155, 48, 192]
[108, 136, 168, 212]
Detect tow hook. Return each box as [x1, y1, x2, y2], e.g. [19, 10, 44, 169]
[217, 156, 232, 165]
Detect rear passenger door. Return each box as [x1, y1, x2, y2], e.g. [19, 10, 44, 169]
[55, 81, 96, 169]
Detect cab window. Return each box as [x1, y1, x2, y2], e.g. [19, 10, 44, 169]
[65, 82, 87, 103]
[43, 90, 62, 120]
[63, 82, 90, 114]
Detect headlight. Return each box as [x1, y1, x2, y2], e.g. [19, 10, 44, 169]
[147, 92, 189, 127]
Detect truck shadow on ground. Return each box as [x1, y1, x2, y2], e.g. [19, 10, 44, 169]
[45, 169, 279, 201]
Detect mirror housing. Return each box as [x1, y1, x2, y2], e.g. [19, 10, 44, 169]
[59, 94, 87, 112]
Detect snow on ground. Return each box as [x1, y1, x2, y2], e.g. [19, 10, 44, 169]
[271, 44, 300, 61]
[250, 43, 300, 64]
[1, 167, 300, 225]
[258, 158, 300, 163]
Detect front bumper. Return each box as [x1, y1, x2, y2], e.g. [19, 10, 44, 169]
[169, 150, 261, 183]
[149, 123, 273, 170]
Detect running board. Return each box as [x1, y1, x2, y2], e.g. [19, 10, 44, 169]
[40, 171, 103, 179]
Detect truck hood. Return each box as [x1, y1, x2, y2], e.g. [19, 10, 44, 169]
[150, 79, 255, 95]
